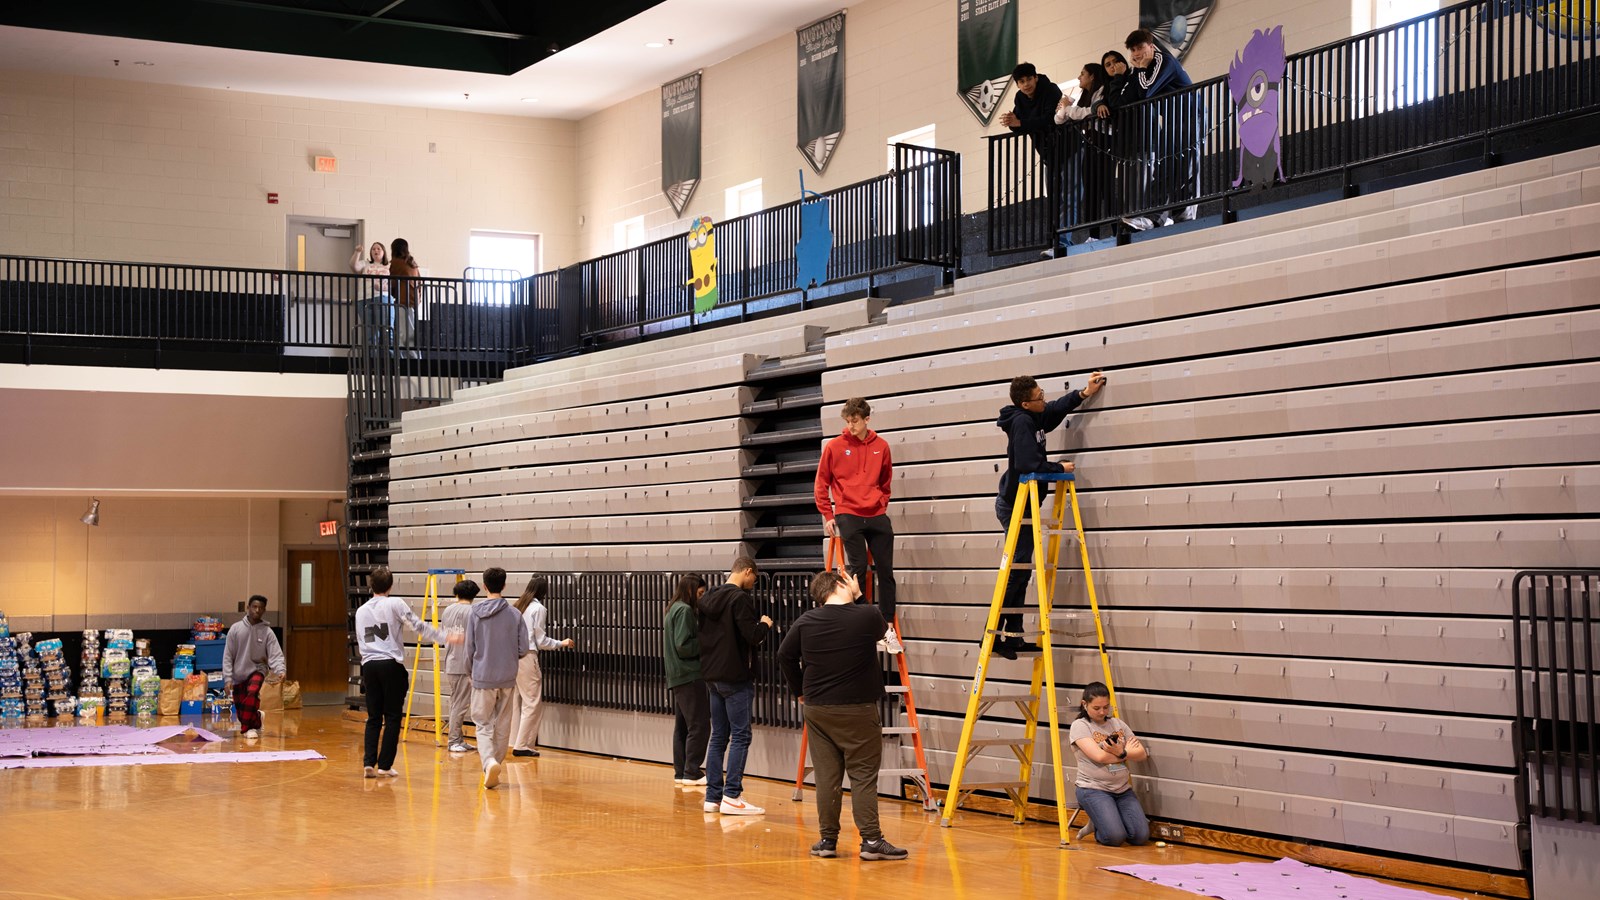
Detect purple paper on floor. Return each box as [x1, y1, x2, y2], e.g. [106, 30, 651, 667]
[1104, 857, 1466, 900]
[0, 724, 223, 757]
[0, 749, 323, 769]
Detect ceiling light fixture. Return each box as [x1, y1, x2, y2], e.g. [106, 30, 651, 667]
[81, 499, 101, 527]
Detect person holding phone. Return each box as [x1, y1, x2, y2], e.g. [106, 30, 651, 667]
[1069, 681, 1150, 846]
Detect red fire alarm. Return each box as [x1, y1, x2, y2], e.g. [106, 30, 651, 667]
[318, 519, 338, 537]
[267, 192, 279, 204]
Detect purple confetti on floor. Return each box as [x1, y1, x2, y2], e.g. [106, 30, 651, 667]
[0, 724, 222, 757]
[1104, 857, 1466, 900]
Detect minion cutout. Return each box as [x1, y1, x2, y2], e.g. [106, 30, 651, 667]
[686, 215, 719, 314]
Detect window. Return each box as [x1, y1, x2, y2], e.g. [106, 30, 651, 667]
[613, 216, 646, 253]
[724, 179, 763, 220]
[886, 125, 938, 233]
[1354, 0, 1440, 117]
[467, 230, 541, 278]
[885, 125, 936, 170]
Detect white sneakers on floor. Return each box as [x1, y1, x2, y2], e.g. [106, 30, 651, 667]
[675, 775, 708, 785]
[484, 759, 503, 789]
[363, 765, 376, 778]
[718, 797, 764, 816]
[243, 729, 259, 739]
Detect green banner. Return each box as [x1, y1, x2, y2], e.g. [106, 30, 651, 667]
[797, 11, 846, 175]
[661, 72, 701, 216]
[956, 0, 1017, 125]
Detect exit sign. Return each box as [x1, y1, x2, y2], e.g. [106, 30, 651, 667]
[314, 156, 338, 173]
[318, 520, 339, 537]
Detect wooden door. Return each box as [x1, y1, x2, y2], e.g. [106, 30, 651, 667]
[286, 549, 347, 701]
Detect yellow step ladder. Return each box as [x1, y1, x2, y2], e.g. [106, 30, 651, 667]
[937, 472, 1118, 846]
[402, 567, 465, 745]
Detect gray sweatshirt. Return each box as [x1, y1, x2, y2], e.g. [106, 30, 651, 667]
[222, 618, 286, 686]
[355, 594, 450, 664]
[440, 600, 476, 675]
[465, 596, 529, 689]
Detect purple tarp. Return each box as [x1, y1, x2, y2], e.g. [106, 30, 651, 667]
[1104, 857, 1466, 900]
[0, 749, 324, 769]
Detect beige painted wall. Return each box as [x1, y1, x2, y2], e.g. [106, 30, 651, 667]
[574, 0, 1356, 257]
[0, 69, 579, 274]
[0, 496, 281, 626]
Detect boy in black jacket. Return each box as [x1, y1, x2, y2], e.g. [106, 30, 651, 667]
[1000, 62, 1074, 256]
[993, 372, 1106, 659]
[696, 556, 773, 815]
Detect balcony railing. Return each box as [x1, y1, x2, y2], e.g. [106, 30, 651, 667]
[988, 0, 1600, 253]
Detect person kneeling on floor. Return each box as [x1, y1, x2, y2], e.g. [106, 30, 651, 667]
[1070, 681, 1151, 846]
[779, 570, 909, 862]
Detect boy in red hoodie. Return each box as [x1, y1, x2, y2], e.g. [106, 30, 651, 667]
[814, 397, 902, 653]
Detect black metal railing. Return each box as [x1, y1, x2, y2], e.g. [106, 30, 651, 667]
[988, 0, 1600, 253]
[1514, 569, 1599, 826]
[895, 144, 964, 268]
[539, 570, 820, 729]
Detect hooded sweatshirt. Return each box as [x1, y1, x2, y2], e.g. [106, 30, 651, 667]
[814, 426, 893, 520]
[464, 596, 529, 690]
[222, 617, 286, 686]
[996, 389, 1086, 519]
[1007, 73, 1066, 154]
[697, 582, 771, 684]
[664, 600, 702, 689]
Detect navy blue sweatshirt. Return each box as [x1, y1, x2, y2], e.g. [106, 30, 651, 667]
[996, 390, 1086, 518]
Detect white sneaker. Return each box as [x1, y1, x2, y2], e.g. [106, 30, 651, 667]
[719, 797, 764, 816]
[687, 775, 707, 786]
[703, 800, 720, 812]
[378, 768, 399, 778]
[1155, 212, 1174, 228]
[484, 759, 503, 789]
[448, 743, 472, 753]
[363, 765, 376, 779]
[881, 625, 904, 655]
[1120, 215, 1154, 232]
[1175, 205, 1198, 222]
[244, 729, 259, 739]
[674, 777, 687, 785]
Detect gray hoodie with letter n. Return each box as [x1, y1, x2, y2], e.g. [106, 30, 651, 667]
[464, 596, 529, 690]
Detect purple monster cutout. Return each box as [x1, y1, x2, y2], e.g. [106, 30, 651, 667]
[1229, 26, 1287, 189]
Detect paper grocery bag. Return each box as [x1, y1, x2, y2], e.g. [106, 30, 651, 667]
[259, 679, 284, 713]
[158, 679, 183, 717]
[182, 673, 208, 702]
[281, 680, 302, 710]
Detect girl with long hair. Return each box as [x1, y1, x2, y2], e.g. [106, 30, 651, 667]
[1069, 681, 1151, 846]
[664, 574, 710, 784]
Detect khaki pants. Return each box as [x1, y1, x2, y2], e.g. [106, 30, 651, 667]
[471, 686, 516, 771]
[804, 702, 883, 842]
[513, 651, 544, 751]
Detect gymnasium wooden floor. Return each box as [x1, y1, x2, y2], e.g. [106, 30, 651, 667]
[0, 707, 1469, 899]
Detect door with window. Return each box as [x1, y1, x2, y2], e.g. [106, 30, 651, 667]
[286, 549, 347, 703]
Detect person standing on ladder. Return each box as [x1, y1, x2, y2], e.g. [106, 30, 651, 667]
[993, 372, 1107, 659]
[814, 397, 903, 654]
[779, 570, 909, 862]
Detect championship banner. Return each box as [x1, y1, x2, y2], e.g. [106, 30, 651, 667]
[956, 0, 1017, 125]
[662, 72, 702, 216]
[797, 11, 846, 175]
[1140, 0, 1215, 59]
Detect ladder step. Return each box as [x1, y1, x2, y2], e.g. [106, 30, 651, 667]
[968, 736, 1033, 748]
[979, 692, 1038, 705]
[958, 780, 1027, 790]
[882, 726, 918, 735]
[883, 685, 910, 694]
[878, 768, 928, 777]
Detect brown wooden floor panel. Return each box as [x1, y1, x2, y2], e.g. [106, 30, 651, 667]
[0, 707, 1472, 899]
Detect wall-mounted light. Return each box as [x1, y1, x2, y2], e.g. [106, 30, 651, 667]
[81, 499, 101, 527]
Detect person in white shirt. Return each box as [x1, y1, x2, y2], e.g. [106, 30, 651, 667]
[354, 566, 460, 778]
[1069, 681, 1151, 846]
[509, 574, 574, 758]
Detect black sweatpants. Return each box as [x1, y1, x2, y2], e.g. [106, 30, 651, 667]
[670, 681, 710, 779]
[835, 512, 898, 622]
[361, 658, 409, 769]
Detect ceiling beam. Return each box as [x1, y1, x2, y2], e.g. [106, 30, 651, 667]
[346, 0, 411, 35]
[191, 0, 529, 41]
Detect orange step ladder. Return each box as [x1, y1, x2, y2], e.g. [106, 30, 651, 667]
[792, 538, 937, 810]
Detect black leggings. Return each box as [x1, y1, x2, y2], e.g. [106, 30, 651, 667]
[670, 681, 710, 779]
[836, 513, 897, 623]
